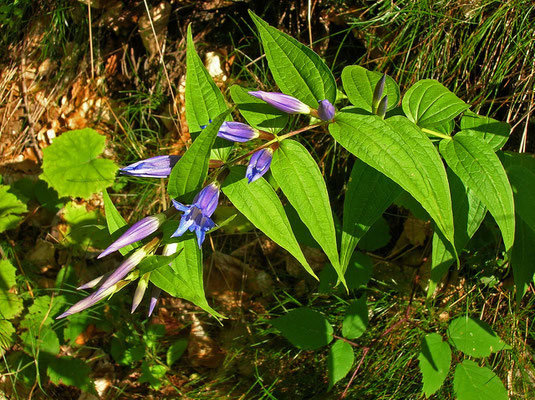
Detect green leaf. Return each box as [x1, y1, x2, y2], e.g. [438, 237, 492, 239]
[0, 320, 15, 352]
[511, 218, 535, 302]
[271, 140, 341, 284]
[167, 338, 188, 366]
[357, 216, 391, 251]
[222, 166, 316, 278]
[341, 159, 401, 271]
[506, 165, 535, 235]
[102, 189, 136, 255]
[460, 111, 510, 151]
[330, 112, 455, 246]
[110, 332, 145, 366]
[249, 11, 336, 107]
[0, 259, 17, 290]
[429, 169, 487, 297]
[137, 253, 181, 275]
[453, 360, 507, 400]
[341, 66, 400, 112]
[139, 361, 167, 389]
[230, 85, 288, 134]
[319, 252, 373, 294]
[167, 110, 230, 201]
[402, 80, 469, 128]
[0, 292, 23, 319]
[272, 307, 333, 350]
[439, 132, 515, 250]
[40, 128, 118, 199]
[62, 201, 108, 250]
[185, 24, 232, 161]
[447, 316, 510, 357]
[418, 333, 451, 397]
[143, 324, 166, 351]
[63, 312, 92, 345]
[21, 295, 67, 328]
[342, 296, 368, 339]
[47, 356, 95, 393]
[150, 237, 223, 319]
[327, 340, 354, 390]
[21, 325, 60, 356]
[0, 184, 27, 232]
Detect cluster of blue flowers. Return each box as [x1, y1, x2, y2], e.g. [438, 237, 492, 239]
[57, 91, 335, 320]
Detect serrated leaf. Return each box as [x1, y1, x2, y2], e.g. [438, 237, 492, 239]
[222, 166, 316, 278]
[21, 325, 60, 356]
[453, 360, 507, 400]
[0, 259, 17, 290]
[341, 66, 400, 112]
[41, 128, 118, 199]
[506, 165, 535, 235]
[21, 295, 67, 328]
[447, 316, 510, 357]
[342, 296, 368, 339]
[330, 112, 455, 246]
[418, 333, 451, 397]
[230, 85, 288, 134]
[511, 218, 535, 302]
[167, 338, 188, 366]
[272, 307, 333, 350]
[439, 132, 515, 250]
[402, 80, 469, 128]
[185, 24, 232, 161]
[47, 356, 95, 393]
[168, 110, 230, 201]
[271, 140, 341, 284]
[0, 292, 23, 319]
[429, 169, 487, 297]
[341, 159, 401, 271]
[249, 11, 336, 107]
[0, 320, 15, 352]
[62, 201, 108, 250]
[0, 184, 27, 232]
[327, 340, 354, 390]
[150, 237, 223, 319]
[460, 111, 510, 151]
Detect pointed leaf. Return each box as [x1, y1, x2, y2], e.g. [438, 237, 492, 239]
[511, 218, 535, 302]
[506, 165, 535, 235]
[447, 316, 510, 358]
[249, 11, 336, 107]
[150, 237, 223, 319]
[342, 296, 368, 339]
[271, 307, 333, 350]
[222, 166, 316, 278]
[327, 340, 355, 390]
[330, 112, 454, 246]
[341, 159, 401, 270]
[230, 85, 288, 134]
[460, 111, 510, 151]
[168, 110, 230, 201]
[102, 189, 135, 255]
[453, 360, 507, 400]
[185, 24, 231, 161]
[402, 80, 469, 128]
[341, 66, 400, 112]
[418, 333, 451, 397]
[271, 140, 342, 284]
[137, 253, 182, 275]
[439, 132, 515, 250]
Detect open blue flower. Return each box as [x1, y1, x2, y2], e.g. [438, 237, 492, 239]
[171, 183, 219, 247]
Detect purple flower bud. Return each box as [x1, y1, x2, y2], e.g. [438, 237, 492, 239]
[317, 100, 335, 121]
[377, 95, 388, 119]
[56, 283, 117, 319]
[131, 273, 150, 313]
[77, 273, 109, 290]
[248, 91, 311, 115]
[120, 155, 180, 178]
[98, 213, 166, 259]
[246, 148, 273, 184]
[148, 287, 161, 317]
[373, 74, 386, 110]
[171, 183, 220, 247]
[218, 121, 259, 142]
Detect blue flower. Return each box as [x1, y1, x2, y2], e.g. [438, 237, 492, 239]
[317, 100, 335, 121]
[246, 148, 273, 183]
[218, 121, 259, 142]
[120, 155, 180, 178]
[248, 91, 311, 114]
[171, 183, 220, 247]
